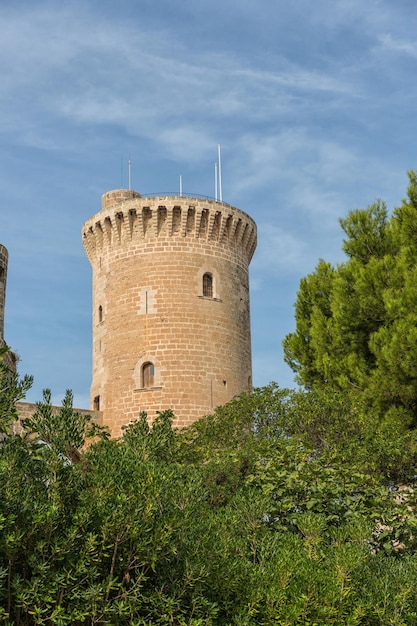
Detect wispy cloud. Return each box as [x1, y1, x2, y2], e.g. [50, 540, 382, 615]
[0, 0, 415, 401]
[252, 224, 309, 279]
[235, 66, 356, 95]
[377, 33, 417, 58]
[230, 130, 360, 207]
[0, 3, 368, 163]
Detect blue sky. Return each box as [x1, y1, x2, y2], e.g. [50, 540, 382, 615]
[1, 0, 416, 408]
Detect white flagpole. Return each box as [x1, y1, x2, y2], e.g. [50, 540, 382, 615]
[217, 144, 223, 202]
[214, 163, 218, 201]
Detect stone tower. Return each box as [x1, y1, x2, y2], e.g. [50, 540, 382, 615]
[82, 190, 257, 436]
[0, 244, 8, 347]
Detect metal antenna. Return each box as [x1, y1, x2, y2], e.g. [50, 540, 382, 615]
[128, 156, 131, 190]
[217, 144, 223, 202]
[214, 163, 218, 201]
[180, 175, 183, 197]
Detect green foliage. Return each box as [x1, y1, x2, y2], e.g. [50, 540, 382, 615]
[283, 171, 417, 430]
[0, 348, 33, 434]
[339, 199, 392, 262]
[2, 349, 417, 619]
[22, 388, 109, 460]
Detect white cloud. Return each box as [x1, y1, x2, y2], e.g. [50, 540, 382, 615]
[235, 66, 355, 96]
[229, 130, 361, 209]
[1, 0, 416, 399]
[377, 33, 417, 58]
[0, 3, 368, 161]
[252, 224, 308, 278]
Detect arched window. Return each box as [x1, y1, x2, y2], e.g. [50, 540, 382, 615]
[98, 305, 103, 323]
[203, 273, 213, 298]
[142, 362, 155, 388]
[134, 357, 161, 390]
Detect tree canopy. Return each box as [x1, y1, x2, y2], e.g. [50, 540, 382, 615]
[1, 362, 417, 623]
[283, 171, 417, 427]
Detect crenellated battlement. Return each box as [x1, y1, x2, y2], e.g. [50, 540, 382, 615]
[82, 190, 257, 264]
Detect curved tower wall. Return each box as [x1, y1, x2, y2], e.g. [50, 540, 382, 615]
[82, 190, 257, 436]
[0, 245, 8, 344]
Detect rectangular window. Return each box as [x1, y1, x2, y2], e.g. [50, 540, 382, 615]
[203, 273, 213, 298]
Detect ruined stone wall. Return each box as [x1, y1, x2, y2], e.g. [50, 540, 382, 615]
[82, 190, 257, 437]
[13, 402, 102, 435]
[0, 244, 8, 344]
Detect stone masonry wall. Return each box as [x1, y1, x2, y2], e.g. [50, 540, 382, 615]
[13, 402, 102, 435]
[0, 244, 8, 342]
[82, 191, 257, 437]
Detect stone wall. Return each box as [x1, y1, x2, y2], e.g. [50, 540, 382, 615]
[12, 402, 102, 435]
[0, 244, 8, 341]
[82, 191, 257, 437]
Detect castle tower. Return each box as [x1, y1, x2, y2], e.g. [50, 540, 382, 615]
[82, 190, 257, 436]
[0, 244, 8, 346]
